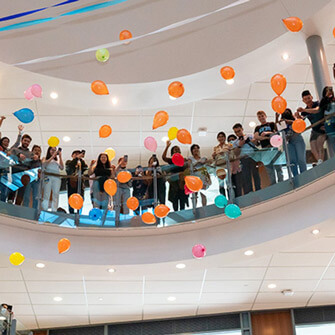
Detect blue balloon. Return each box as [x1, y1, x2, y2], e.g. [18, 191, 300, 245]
[89, 208, 102, 221]
[224, 204, 241, 219]
[13, 108, 34, 123]
[214, 195, 228, 208]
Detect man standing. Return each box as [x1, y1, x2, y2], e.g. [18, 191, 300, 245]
[296, 90, 326, 165]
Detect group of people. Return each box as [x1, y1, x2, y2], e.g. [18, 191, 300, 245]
[0, 88, 334, 214]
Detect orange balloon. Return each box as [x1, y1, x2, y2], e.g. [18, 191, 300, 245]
[119, 30, 132, 40]
[104, 179, 117, 196]
[91, 80, 109, 95]
[168, 81, 184, 98]
[68, 193, 83, 210]
[185, 176, 203, 192]
[126, 197, 139, 211]
[271, 74, 287, 95]
[220, 66, 235, 80]
[99, 125, 112, 138]
[271, 96, 287, 114]
[58, 238, 71, 254]
[177, 129, 192, 144]
[282, 17, 303, 32]
[292, 119, 306, 133]
[333, 27, 335, 38]
[152, 111, 169, 130]
[154, 204, 170, 218]
[142, 212, 156, 224]
[117, 171, 132, 183]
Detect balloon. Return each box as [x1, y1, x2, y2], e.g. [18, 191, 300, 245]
[9, 252, 25, 266]
[13, 108, 34, 124]
[104, 148, 116, 161]
[117, 171, 132, 183]
[21, 174, 30, 187]
[271, 74, 287, 95]
[142, 212, 156, 224]
[96, 48, 110, 62]
[184, 184, 193, 195]
[99, 125, 112, 138]
[177, 129, 192, 144]
[48, 136, 60, 147]
[214, 195, 228, 208]
[270, 134, 283, 148]
[168, 127, 178, 140]
[171, 153, 184, 167]
[126, 196, 139, 211]
[224, 204, 242, 219]
[168, 81, 184, 98]
[89, 208, 102, 221]
[154, 204, 170, 218]
[119, 29, 132, 41]
[192, 244, 206, 259]
[144, 136, 157, 152]
[24, 87, 34, 100]
[333, 27, 335, 38]
[220, 66, 235, 80]
[31, 84, 42, 98]
[68, 193, 83, 210]
[104, 179, 117, 196]
[271, 96, 287, 114]
[153, 111, 169, 130]
[216, 169, 226, 180]
[58, 238, 71, 254]
[292, 119, 306, 134]
[91, 80, 109, 95]
[185, 176, 203, 192]
[283, 17, 303, 32]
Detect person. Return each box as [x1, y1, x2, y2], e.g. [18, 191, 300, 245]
[115, 156, 132, 214]
[162, 141, 188, 211]
[132, 165, 148, 215]
[23, 145, 42, 209]
[280, 108, 307, 177]
[254, 111, 283, 184]
[88, 153, 113, 209]
[319, 86, 335, 158]
[227, 134, 243, 197]
[188, 144, 211, 206]
[296, 90, 326, 164]
[41, 147, 64, 211]
[232, 123, 261, 195]
[66, 150, 87, 214]
[146, 155, 166, 207]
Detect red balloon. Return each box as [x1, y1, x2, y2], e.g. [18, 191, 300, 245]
[172, 153, 184, 167]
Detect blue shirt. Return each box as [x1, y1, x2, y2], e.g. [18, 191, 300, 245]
[233, 135, 255, 157]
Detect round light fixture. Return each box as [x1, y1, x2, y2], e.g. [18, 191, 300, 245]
[282, 53, 290, 61]
[35, 263, 45, 269]
[50, 92, 58, 99]
[53, 296, 63, 302]
[244, 250, 254, 256]
[111, 97, 118, 105]
[63, 136, 71, 142]
[161, 136, 169, 143]
[167, 296, 176, 302]
[268, 283, 277, 289]
[98, 297, 103, 301]
[312, 229, 320, 235]
[249, 121, 256, 128]
[107, 268, 116, 273]
[176, 263, 186, 269]
[169, 95, 177, 101]
[226, 79, 235, 85]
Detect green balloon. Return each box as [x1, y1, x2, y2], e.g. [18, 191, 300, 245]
[96, 48, 110, 63]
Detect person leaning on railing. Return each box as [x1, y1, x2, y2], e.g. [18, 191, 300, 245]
[132, 165, 149, 215]
[227, 134, 243, 197]
[115, 156, 132, 214]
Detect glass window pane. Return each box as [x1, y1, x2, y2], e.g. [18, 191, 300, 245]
[296, 323, 335, 335]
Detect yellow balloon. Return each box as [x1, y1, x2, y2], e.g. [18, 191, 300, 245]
[168, 127, 178, 140]
[9, 252, 25, 266]
[105, 148, 116, 161]
[48, 136, 60, 147]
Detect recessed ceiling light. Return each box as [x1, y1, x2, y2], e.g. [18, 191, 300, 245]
[244, 250, 254, 256]
[226, 79, 235, 85]
[268, 283, 277, 289]
[98, 297, 103, 301]
[63, 136, 71, 142]
[312, 229, 320, 235]
[176, 263, 186, 269]
[107, 268, 116, 273]
[282, 53, 290, 61]
[169, 95, 177, 100]
[50, 92, 58, 99]
[282, 289, 294, 296]
[35, 263, 45, 268]
[167, 296, 176, 302]
[249, 121, 256, 128]
[53, 296, 63, 302]
[161, 136, 169, 143]
[111, 97, 118, 105]
[198, 127, 207, 137]
[0, 316, 6, 321]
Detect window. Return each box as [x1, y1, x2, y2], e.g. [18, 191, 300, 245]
[296, 323, 335, 334]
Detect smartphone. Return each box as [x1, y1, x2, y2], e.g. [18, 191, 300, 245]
[123, 155, 128, 162]
[58, 147, 62, 152]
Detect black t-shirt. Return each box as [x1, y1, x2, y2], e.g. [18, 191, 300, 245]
[301, 101, 324, 132]
[254, 122, 276, 148]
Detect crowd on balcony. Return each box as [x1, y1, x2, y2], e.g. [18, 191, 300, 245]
[0, 88, 334, 215]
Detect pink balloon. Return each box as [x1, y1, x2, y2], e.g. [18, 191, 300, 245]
[184, 184, 193, 195]
[144, 136, 157, 152]
[24, 87, 34, 100]
[192, 244, 206, 259]
[31, 84, 42, 98]
[270, 135, 283, 148]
